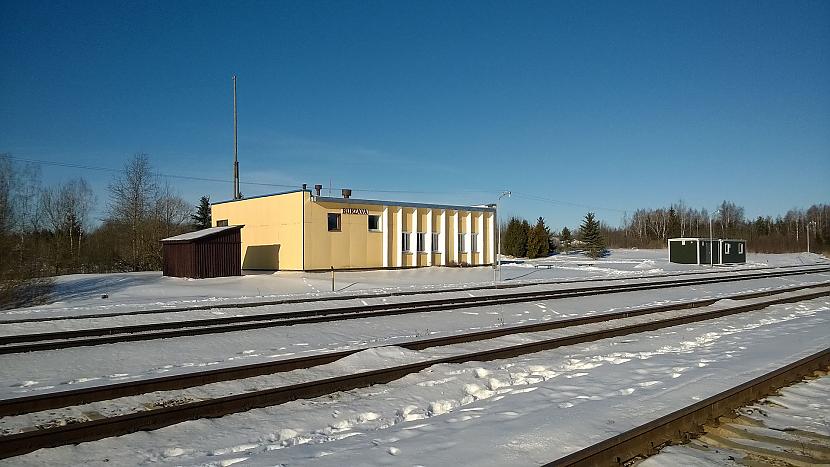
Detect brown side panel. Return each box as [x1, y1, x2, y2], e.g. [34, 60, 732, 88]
[195, 229, 242, 278]
[163, 243, 196, 278]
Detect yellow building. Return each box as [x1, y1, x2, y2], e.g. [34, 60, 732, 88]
[211, 188, 496, 271]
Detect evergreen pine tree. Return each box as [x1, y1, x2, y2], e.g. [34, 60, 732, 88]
[527, 217, 551, 259]
[192, 196, 212, 229]
[502, 217, 529, 257]
[666, 207, 681, 239]
[560, 227, 572, 253]
[580, 212, 606, 259]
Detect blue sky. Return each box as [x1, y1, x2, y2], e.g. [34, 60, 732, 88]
[1, 0, 828, 230]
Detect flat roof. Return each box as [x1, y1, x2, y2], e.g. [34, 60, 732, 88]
[160, 225, 243, 243]
[212, 189, 495, 212]
[212, 189, 307, 206]
[313, 196, 495, 212]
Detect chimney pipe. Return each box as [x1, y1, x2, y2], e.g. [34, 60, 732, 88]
[342, 188, 352, 199]
[314, 184, 323, 196]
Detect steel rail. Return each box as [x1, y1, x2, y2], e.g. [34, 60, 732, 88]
[2, 281, 825, 417]
[2, 267, 829, 355]
[1, 286, 827, 460]
[546, 348, 830, 466]
[2, 263, 827, 326]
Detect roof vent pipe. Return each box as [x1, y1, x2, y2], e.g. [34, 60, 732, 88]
[314, 184, 323, 196]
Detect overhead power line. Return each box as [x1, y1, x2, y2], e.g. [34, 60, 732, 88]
[5, 155, 504, 196]
[511, 191, 626, 214]
[7, 155, 623, 213]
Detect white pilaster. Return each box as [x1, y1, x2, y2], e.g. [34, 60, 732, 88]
[426, 209, 433, 266]
[487, 212, 495, 265]
[440, 209, 447, 265]
[477, 212, 484, 264]
[412, 209, 418, 267]
[452, 211, 459, 262]
[382, 206, 389, 268]
[396, 207, 403, 267]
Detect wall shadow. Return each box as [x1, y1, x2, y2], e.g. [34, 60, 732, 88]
[243, 244, 280, 270]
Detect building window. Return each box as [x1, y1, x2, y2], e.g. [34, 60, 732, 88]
[216, 219, 229, 227]
[328, 213, 341, 231]
[458, 233, 466, 252]
[432, 233, 440, 252]
[739, 243, 744, 254]
[401, 232, 411, 252]
[417, 233, 426, 252]
[724, 243, 731, 254]
[368, 215, 381, 231]
[471, 233, 478, 252]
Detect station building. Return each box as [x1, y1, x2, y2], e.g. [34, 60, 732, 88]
[211, 188, 496, 271]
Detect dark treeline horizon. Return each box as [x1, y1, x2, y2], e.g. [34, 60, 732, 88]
[506, 201, 829, 256]
[1, 151, 828, 308]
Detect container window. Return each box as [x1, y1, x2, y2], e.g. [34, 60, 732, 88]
[368, 215, 381, 231]
[216, 219, 229, 227]
[739, 243, 744, 254]
[724, 243, 731, 254]
[401, 232, 411, 252]
[417, 233, 426, 252]
[327, 213, 341, 232]
[432, 233, 440, 251]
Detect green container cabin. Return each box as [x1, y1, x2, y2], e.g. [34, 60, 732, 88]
[668, 238, 746, 265]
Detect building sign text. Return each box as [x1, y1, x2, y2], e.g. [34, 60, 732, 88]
[342, 208, 369, 215]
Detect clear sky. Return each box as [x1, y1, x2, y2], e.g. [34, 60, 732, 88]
[1, 0, 828, 230]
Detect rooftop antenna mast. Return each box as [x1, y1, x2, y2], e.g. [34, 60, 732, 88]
[232, 75, 240, 200]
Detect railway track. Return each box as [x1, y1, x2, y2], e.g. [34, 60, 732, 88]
[2, 262, 827, 326]
[2, 265, 829, 355]
[2, 280, 827, 417]
[548, 348, 830, 467]
[1, 285, 827, 459]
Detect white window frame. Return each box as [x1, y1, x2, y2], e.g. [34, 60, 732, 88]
[416, 232, 426, 252]
[471, 232, 478, 253]
[368, 214, 381, 232]
[724, 243, 731, 254]
[458, 233, 466, 253]
[401, 232, 411, 252]
[431, 232, 440, 252]
[738, 243, 744, 254]
[327, 213, 341, 232]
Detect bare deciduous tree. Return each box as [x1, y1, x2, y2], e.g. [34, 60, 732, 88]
[108, 153, 158, 271]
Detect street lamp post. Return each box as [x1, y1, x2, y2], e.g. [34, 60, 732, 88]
[709, 209, 720, 267]
[494, 191, 511, 283]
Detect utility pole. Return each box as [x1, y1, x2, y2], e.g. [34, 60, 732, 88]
[494, 191, 511, 282]
[233, 75, 240, 200]
[807, 221, 816, 253]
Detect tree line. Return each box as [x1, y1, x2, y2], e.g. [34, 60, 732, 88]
[1, 153, 211, 308]
[501, 200, 828, 262]
[501, 212, 607, 260]
[608, 200, 829, 253]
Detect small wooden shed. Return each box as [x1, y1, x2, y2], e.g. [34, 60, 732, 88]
[161, 225, 243, 278]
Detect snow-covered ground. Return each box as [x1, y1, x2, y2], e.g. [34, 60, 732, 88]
[2, 250, 826, 321]
[3, 295, 828, 466]
[3, 272, 828, 398]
